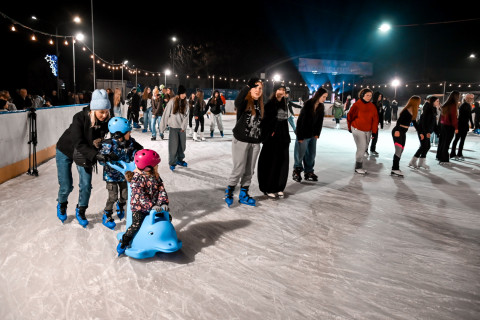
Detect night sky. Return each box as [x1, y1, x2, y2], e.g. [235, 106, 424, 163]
[1, 0, 479, 95]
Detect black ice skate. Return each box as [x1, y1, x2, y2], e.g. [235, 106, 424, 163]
[292, 168, 302, 182]
[304, 172, 318, 181]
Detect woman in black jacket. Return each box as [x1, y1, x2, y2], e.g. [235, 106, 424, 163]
[193, 89, 207, 141]
[367, 91, 384, 156]
[292, 87, 328, 182]
[207, 90, 224, 137]
[257, 83, 291, 198]
[450, 93, 475, 160]
[409, 96, 439, 169]
[55, 89, 112, 227]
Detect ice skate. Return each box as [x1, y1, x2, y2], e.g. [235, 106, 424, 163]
[391, 169, 404, 177]
[417, 158, 430, 170]
[75, 205, 89, 228]
[176, 160, 188, 167]
[304, 172, 318, 181]
[170, 165, 176, 171]
[457, 156, 465, 161]
[355, 168, 367, 175]
[264, 192, 277, 199]
[117, 241, 126, 257]
[370, 151, 379, 156]
[238, 186, 256, 206]
[188, 127, 193, 136]
[292, 168, 302, 182]
[193, 132, 200, 142]
[102, 210, 116, 230]
[220, 131, 224, 137]
[277, 191, 284, 198]
[56, 202, 68, 223]
[408, 156, 419, 169]
[225, 186, 235, 207]
[210, 131, 214, 138]
[335, 123, 340, 129]
[200, 132, 206, 141]
[116, 202, 125, 220]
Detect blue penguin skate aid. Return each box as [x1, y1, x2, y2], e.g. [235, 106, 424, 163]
[107, 161, 182, 259]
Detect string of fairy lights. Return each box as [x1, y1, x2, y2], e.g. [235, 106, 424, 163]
[3, 10, 480, 91]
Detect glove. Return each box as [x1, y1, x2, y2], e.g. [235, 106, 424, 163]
[152, 204, 169, 213]
[247, 77, 261, 88]
[96, 152, 120, 163]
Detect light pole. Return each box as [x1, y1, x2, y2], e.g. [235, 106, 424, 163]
[391, 78, 400, 99]
[91, 0, 96, 90]
[121, 60, 128, 99]
[73, 33, 85, 94]
[165, 69, 171, 88]
[171, 36, 177, 74]
[273, 74, 281, 95]
[213, 75, 215, 91]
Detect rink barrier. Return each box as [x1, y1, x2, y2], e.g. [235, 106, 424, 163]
[0, 104, 87, 184]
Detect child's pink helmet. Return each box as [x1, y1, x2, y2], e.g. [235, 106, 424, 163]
[134, 149, 161, 170]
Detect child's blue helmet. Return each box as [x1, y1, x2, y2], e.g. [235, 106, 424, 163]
[108, 117, 132, 137]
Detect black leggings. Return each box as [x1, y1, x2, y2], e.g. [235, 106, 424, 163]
[392, 126, 407, 170]
[121, 210, 148, 246]
[414, 133, 431, 158]
[194, 116, 204, 132]
[450, 127, 468, 157]
[436, 124, 455, 162]
[189, 108, 194, 128]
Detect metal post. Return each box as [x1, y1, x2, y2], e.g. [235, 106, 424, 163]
[121, 66, 124, 100]
[135, 68, 138, 88]
[55, 26, 60, 98]
[442, 80, 446, 103]
[342, 81, 345, 103]
[72, 37, 76, 93]
[91, 0, 96, 90]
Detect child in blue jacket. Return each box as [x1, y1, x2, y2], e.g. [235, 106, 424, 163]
[98, 117, 143, 229]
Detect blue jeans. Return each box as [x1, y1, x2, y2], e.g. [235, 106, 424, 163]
[56, 149, 93, 207]
[151, 116, 163, 138]
[293, 137, 317, 173]
[143, 107, 152, 131]
[288, 115, 296, 132]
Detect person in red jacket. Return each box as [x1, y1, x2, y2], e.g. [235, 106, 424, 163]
[347, 88, 379, 174]
[436, 90, 460, 164]
[220, 92, 226, 114]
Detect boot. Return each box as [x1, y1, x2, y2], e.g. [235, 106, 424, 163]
[188, 127, 193, 136]
[225, 185, 235, 207]
[292, 168, 302, 182]
[200, 132, 206, 141]
[220, 131, 224, 137]
[57, 202, 68, 223]
[116, 202, 125, 220]
[408, 156, 419, 169]
[417, 158, 430, 170]
[239, 186, 256, 206]
[75, 205, 89, 228]
[193, 132, 199, 141]
[102, 210, 116, 230]
[210, 131, 214, 138]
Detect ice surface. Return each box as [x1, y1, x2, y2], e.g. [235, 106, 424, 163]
[1, 115, 479, 319]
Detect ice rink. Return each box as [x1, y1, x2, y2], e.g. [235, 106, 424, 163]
[1, 115, 479, 319]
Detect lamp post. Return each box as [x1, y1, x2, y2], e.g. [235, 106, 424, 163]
[91, 0, 96, 90]
[165, 69, 171, 88]
[73, 33, 85, 94]
[391, 78, 400, 99]
[121, 60, 128, 99]
[171, 37, 177, 74]
[273, 74, 281, 96]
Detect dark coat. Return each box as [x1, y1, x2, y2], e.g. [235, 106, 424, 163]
[151, 97, 164, 117]
[418, 102, 437, 134]
[56, 107, 109, 166]
[193, 98, 207, 117]
[295, 98, 324, 140]
[207, 96, 223, 115]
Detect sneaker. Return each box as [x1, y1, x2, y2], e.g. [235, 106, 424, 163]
[304, 172, 318, 181]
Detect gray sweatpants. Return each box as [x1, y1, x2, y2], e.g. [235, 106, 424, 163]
[168, 127, 187, 166]
[104, 181, 128, 211]
[210, 113, 224, 132]
[228, 138, 261, 187]
[352, 128, 372, 163]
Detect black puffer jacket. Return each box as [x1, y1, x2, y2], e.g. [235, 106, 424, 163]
[418, 102, 437, 135]
[207, 96, 223, 115]
[56, 106, 109, 166]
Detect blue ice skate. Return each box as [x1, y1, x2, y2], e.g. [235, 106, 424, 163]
[75, 206, 89, 228]
[170, 165, 176, 171]
[238, 186, 256, 206]
[102, 211, 116, 230]
[116, 201, 125, 220]
[57, 202, 67, 223]
[107, 160, 182, 259]
[225, 186, 235, 207]
[176, 160, 188, 167]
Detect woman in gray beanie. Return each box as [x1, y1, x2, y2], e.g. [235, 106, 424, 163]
[55, 89, 113, 228]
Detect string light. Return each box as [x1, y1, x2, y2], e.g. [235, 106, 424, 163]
[64, 39, 68, 45]
[31, 34, 36, 41]
[11, 25, 16, 31]
[49, 39, 54, 45]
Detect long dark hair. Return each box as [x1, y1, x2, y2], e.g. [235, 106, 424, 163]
[172, 95, 187, 114]
[305, 87, 327, 115]
[372, 91, 383, 106]
[441, 90, 460, 116]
